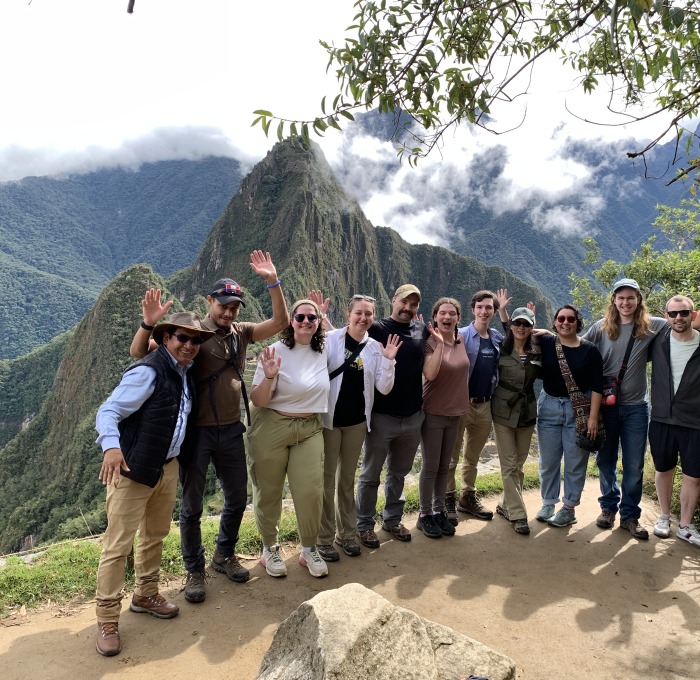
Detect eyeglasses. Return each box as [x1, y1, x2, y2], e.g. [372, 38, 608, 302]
[511, 319, 533, 327]
[667, 309, 691, 318]
[173, 333, 204, 345]
[556, 315, 576, 323]
[352, 294, 376, 302]
[293, 313, 319, 323]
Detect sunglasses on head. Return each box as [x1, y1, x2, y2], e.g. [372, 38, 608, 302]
[556, 315, 576, 324]
[172, 333, 204, 345]
[293, 313, 319, 323]
[511, 319, 532, 327]
[352, 294, 376, 302]
[667, 309, 691, 318]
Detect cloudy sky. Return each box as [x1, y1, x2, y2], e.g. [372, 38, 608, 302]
[0, 0, 690, 245]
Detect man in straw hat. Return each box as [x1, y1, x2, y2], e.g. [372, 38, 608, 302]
[94, 312, 214, 657]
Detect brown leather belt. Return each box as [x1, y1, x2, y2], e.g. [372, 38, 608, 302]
[470, 396, 491, 404]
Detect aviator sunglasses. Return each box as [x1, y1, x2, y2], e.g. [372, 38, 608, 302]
[556, 315, 577, 323]
[172, 333, 204, 345]
[667, 309, 691, 318]
[293, 313, 319, 323]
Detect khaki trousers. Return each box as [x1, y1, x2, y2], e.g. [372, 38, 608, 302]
[247, 407, 324, 547]
[493, 423, 535, 520]
[95, 459, 179, 623]
[319, 423, 367, 543]
[447, 401, 493, 495]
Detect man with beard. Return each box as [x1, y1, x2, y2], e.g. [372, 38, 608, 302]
[130, 250, 288, 602]
[649, 295, 700, 547]
[355, 284, 429, 548]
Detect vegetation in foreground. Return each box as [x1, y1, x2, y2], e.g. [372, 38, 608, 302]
[1, 460, 688, 618]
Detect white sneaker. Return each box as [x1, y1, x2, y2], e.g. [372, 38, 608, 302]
[299, 548, 328, 578]
[677, 524, 700, 547]
[653, 515, 671, 538]
[260, 545, 287, 577]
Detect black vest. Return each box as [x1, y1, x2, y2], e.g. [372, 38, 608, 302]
[118, 345, 194, 487]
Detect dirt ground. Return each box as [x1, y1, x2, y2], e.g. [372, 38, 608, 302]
[1, 486, 700, 680]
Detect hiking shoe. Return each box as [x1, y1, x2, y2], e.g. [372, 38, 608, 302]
[535, 504, 555, 522]
[547, 507, 577, 527]
[620, 519, 649, 540]
[96, 622, 121, 657]
[653, 515, 671, 538]
[496, 505, 510, 521]
[457, 491, 493, 520]
[335, 537, 361, 556]
[416, 514, 442, 539]
[433, 511, 456, 536]
[260, 545, 287, 578]
[676, 524, 700, 547]
[210, 549, 250, 583]
[183, 570, 207, 603]
[513, 518, 530, 535]
[444, 496, 459, 527]
[299, 549, 328, 578]
[596, 509, 617, 529]
[381, 522, 412, 542]
[316, 544, 340, 562]
[130, 593, 179, 619]
[358, 528, 380, 549]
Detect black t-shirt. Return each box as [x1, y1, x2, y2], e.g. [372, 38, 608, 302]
[369, 317, 428, 417]
[539, 334, 604, 397]
[469, 336, 498, 398]
[333, 334, 366, 427]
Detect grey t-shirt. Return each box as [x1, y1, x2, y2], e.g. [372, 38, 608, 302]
[581, 317, 667, 404]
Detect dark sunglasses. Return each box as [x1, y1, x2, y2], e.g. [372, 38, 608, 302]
[293, 313, 319, 323]
[172, 333, 204, 345]
[511, 319, 533, 327]
[667, 309, 691, 318]
[556, 315, 576, 323]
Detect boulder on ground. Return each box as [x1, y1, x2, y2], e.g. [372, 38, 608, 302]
[256, 582, 515, 680]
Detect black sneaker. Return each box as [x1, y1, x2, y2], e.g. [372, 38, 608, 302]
[210, 549, 250, 583]
[433, 511, 456, 536]
[416, 514, 442, 539]
[316, 544, 340, 562]
[183, 570, 206, 603]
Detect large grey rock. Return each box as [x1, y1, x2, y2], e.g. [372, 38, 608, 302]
[256, 583, 515, 680]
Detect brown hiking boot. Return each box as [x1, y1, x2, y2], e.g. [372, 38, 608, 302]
[183, 570, 207, 603]
[210, 549, 250, 583]
[358, 528, 380, 549]
[596, 509, 617, 529]
[444, 495, 459, 527]
[129, 593, 179, 619]
[96, 622, 121, 657]
[457, 490, 493, 520]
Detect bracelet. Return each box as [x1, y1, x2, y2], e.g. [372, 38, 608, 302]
[266, 280, 282, 289]
[266, 376, 275, 380]
[140, 321, 155, 331]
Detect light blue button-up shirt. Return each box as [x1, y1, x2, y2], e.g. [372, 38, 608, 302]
[95, 351, 193, 460]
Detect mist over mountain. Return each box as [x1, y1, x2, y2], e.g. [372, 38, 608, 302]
[0, 138, 548, 553]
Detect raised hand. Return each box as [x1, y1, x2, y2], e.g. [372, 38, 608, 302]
[308, 289, 330, 316]
[527, 301, 536, 315]
[496, 288, 512, 311]
[142, 288, 173, 326]
[427, 322, 444, 343]
[260, 345, 281, 379]
[381, 333, 403, 360]
[249, 250, 278, 283]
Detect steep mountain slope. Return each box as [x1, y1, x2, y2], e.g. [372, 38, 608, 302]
[0, 157, 241, 359]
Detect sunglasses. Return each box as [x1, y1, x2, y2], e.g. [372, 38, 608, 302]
[556, 315, 577, 324]
[172, 333, 204, 345]
[352, 294, 376, 302]
[293, 313, 319, 323]
[667, 309, 691, 318]
[511, 319, 533, 327]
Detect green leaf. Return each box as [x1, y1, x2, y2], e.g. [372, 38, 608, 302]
[253, 109, 273, 117]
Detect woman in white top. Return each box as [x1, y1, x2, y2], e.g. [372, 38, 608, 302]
[316, 294, 401, 561]
[248, 299, 330, 579]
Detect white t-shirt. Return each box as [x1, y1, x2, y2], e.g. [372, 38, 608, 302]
[670, 330, 700, 394]
[253, 340, 329, 413]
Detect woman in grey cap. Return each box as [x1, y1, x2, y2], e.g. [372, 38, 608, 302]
[491, 307, 541, 535]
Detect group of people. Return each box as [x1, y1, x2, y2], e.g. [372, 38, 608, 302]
[93, 250, 700, 658]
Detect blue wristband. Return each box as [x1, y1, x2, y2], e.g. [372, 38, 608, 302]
[266, 280, 282, 289]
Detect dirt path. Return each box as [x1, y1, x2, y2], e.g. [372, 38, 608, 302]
[2, 487, 700, 680]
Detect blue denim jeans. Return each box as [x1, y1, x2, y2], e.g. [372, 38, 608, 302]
[596, 402, 649, 521]
[536, 391, 589, 507]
